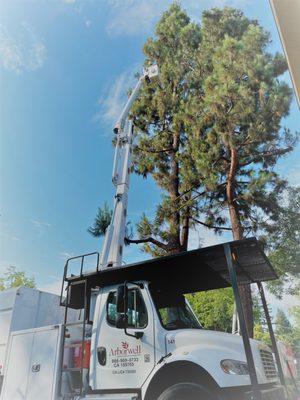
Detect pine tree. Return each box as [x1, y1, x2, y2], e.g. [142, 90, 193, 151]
[275, 309, 294, 346]
[186, 8, 297, 337]
[129, 3, 204, 255]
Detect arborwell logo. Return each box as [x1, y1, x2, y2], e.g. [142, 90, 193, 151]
[109, 342, 142, 356]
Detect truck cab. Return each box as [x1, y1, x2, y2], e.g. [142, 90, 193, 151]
[87, 279, 281, 400]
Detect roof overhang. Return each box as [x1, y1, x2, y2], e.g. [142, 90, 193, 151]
[269, 0, 300, 107]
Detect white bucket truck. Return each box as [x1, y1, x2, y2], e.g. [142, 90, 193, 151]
[0, 67, 289, 400]
[0, 240, 288, 400]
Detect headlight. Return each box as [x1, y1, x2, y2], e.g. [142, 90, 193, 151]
[220, 359, 249, 375]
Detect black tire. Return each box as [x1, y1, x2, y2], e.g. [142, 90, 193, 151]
[157, 382, 215, 400]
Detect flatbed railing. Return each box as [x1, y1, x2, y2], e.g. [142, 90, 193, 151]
[60, 252, 99, 307]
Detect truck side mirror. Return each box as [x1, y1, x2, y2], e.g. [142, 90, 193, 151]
[116, 283, 128, 314]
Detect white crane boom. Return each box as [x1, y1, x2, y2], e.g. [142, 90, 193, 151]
[100, 65, 158, 270]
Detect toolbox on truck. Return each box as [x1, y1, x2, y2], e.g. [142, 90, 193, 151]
[0, 325, 63, 400]
[0, 286, 79, 392]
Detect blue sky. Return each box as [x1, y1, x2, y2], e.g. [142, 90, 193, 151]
[0, 0, 299, 311]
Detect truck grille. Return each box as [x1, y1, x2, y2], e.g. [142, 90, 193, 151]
[260, 349, 277, 379]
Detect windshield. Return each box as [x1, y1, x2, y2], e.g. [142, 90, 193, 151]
[150, 287, 202, 330]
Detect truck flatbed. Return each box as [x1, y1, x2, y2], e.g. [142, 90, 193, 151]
[63, 237, 277, 310]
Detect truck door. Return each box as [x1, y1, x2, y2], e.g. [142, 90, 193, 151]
[92, 285, 155, 390]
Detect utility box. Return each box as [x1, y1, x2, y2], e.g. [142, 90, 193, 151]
[0, 287, 79, 388]
[0, 325, 62, 400]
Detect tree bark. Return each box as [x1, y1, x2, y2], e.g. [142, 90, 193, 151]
[168, 132, 182, 254]
[180, 205, 190, 252]
[125, 236, 169, 251]
[226, 148, 254, 338]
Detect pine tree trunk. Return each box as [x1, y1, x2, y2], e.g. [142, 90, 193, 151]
[181, 206, 190, 252]
[226, 148, 254, 338]
[168, 132, 182, 254]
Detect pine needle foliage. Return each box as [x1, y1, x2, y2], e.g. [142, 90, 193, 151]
[187, 8, 297, 241]
[88, 202, 112, 237]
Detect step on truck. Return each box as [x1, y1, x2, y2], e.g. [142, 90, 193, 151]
[0, 67, 293, 400]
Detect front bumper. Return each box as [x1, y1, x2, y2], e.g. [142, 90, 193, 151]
[244, 385, 286, 400]
[221, 385, 286, 400]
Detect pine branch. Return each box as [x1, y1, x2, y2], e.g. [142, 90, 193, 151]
[238, 139, 262, 149]
[124, 236, 169, 251]
[174, 186, 196, 201]
[178, 183, 227, 212]
[136, 146, 173, 154]
[191, 217, 232, 231]
[212, 155, 230, 166]
[239, 147, 293, 167]
[178, 190, 206, 211]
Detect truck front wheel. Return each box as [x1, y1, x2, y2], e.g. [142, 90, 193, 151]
[157, 382, 216, 400]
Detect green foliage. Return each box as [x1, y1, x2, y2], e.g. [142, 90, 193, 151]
[186, 288, 234, 332]
[264, 187, 300, 297]
[251, 297, 300, 351]
[253, 323, 271, 346]
[130, 4, 296, 258]
[88, 202, 112, 237]
[187, 7, 296, 238]
[252, 295, 272, 346]
[186, 289, 279, 342]
[131, 3, 204, 255]
[289, 303, 300, 354]
[275, 309, 295, 347]
[0, 266, 36, 291]
[272, 306, 300, 355]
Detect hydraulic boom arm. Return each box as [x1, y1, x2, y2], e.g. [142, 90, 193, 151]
[100, 65, 158, 270]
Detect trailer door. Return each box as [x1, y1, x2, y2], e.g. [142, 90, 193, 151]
[1, 331, 34, 400]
